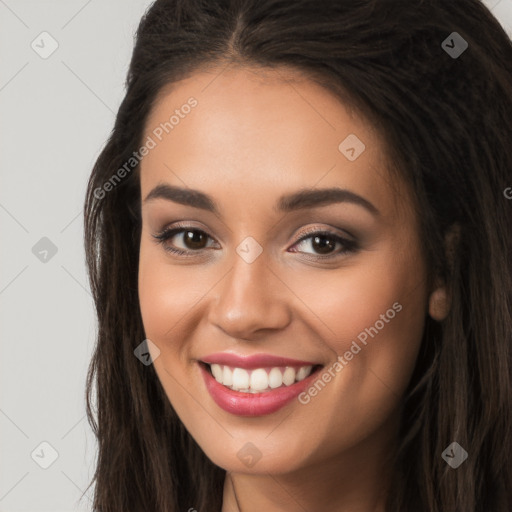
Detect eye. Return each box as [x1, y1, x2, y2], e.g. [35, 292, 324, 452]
[152, 225, 218, 257]
[152, 224, 358, 261]
[289, 228, 358, 260]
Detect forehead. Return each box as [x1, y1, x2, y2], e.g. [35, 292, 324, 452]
[140, 66, 409, 222]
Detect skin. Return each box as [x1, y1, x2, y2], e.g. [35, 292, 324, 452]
[137, 65, 448, 511]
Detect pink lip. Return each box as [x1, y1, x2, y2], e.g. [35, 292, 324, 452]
[198, 362, 322, 417]
[201, 352, 319, 369]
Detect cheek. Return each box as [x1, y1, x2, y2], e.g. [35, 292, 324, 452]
[138, 258, 175, 340]
[138, 244, 207, 342]
[291, 251, 427, 396]
[283, 258, 427, 458]
[137, 246, 201, 406]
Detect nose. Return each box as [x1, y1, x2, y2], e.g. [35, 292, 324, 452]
[207, 248, 292, 340]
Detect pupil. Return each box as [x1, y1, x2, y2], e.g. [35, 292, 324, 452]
[181, 231, 336, 253]
[185, 230, 206, 249]
[313, 235, 335, 254]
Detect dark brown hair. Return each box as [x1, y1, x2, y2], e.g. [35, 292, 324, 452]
[83, 0, 512, 510]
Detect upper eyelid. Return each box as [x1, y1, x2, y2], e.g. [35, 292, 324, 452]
[154, 224, 352, 241]
[295, 225, 355, 241]
[152, 225, 359, 264]
[154, 225, 355, 250]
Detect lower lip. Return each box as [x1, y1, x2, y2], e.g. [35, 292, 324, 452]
[199, 362, 321, 417]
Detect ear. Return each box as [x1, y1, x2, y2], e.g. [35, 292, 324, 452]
[428, 224, 460, 322]
[428, 286, 450, 321]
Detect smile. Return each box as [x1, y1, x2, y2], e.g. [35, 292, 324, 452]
[198, 352, 324, 416]
[207, 363, 315, 392]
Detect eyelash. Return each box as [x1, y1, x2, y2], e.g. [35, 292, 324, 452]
[152, 224, 358, 261]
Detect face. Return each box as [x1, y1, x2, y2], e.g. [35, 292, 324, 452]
[138, 65, 430, 476]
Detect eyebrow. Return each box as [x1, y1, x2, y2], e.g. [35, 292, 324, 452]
[144, 183, 380, 217]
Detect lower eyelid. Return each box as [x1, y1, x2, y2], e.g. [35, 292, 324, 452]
[154, 229, 217, 250]
[291, 234, 357, 254]
[153, 228, 357, 258]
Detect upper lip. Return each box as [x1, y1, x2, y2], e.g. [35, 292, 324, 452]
[200, 352, 321, 369]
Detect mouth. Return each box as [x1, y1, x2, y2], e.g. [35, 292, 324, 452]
[200, 361, 323, 393]
[198, 358, 324, 416]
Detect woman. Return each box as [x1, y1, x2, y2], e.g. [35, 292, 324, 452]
[83, 0, 512, 510]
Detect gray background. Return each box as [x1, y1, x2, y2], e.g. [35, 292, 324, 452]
[1, 1, 511, 510]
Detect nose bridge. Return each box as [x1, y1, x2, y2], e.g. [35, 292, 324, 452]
[208, 242, 290, 337]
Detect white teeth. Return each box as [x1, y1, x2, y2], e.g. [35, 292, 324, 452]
[250, 369, 269, 391]
[268, 367, 283, 388]
[207, 363, 315, 392]
[222, 366, 233, 386]
[296, 365, 312, 381]
[232, 368, 250, 389]
[211, 363, 223, 383]
[282, 367, 296, 386]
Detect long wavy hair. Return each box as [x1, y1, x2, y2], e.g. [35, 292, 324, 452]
[82, 0, 512, 510]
